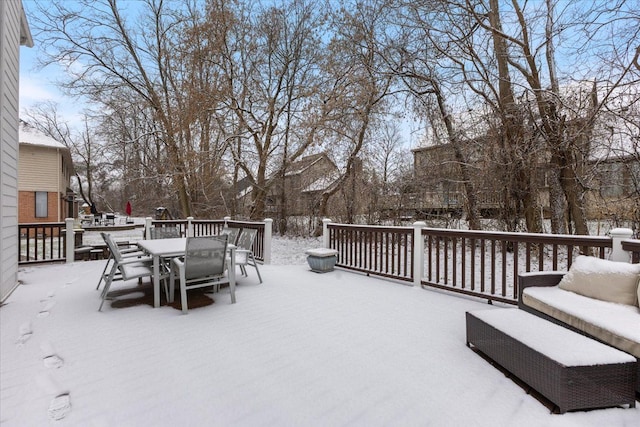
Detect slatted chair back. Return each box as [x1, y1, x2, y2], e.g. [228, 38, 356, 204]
[221, 227, 240, 245]
[236, 228, 257, 252]
[184, 235, 228, 280]
[150, 226, 182, 239]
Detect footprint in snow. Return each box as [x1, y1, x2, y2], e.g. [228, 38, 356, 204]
[16, 322, 32, 346]
[48, 394, 71, 421]
[38, 300, 56, 318]
[41, 342, 64, 369]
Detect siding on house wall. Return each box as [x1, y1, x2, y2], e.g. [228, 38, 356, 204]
[1, 0, 23, 302]
[18, 145, 73, 222]
[19, 145, 64, 190]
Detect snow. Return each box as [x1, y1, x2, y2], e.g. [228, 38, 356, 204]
[469, 308, 635, 366]
[19, 120, 67, 149]
[1, 235, 638, 426]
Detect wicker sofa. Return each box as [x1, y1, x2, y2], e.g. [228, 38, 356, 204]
[518, 256, 640, 396]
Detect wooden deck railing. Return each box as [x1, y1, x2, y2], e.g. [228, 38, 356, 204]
[420, 229, 612, 305]
[327, 224, 414, 282]
[326, 221, 636, 305]
[149, 218, 268, 261]
[18, 223, 67, 264]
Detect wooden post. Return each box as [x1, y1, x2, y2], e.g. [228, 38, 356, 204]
[263, 218, 272, 264]
[65, 218, 75, 263]
[413, 221, 426, 287]
[322, 218, 332, 248]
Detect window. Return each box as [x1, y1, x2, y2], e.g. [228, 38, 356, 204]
[35, 191, 48, 218]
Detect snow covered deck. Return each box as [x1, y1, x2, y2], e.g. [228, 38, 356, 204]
[1, 261, 638, 426]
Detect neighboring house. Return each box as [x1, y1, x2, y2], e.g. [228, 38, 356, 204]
[18, 120, 75, 223]
[1, 0, 33, 302]
[411, 141, 639, 222]
[266, 153, 340, 217]
[411, 142, 504, 218]
[236, 152, 341, 219]
[585, 155, 640, 223]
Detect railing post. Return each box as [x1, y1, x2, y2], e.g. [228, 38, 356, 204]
[263, 218, 272, 264]
[609, 228, 633, 262]
[413, 221, 426, 287]
[322, 218, 332, 248]
[187, 216, 194, 237]
[145, 217, 153, 239]
[65, 218, 75, 263]
[224, 216, 231, 226]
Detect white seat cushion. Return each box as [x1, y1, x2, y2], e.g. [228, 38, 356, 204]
[557, 255, 640, 306]
[522, 285, 640, 358]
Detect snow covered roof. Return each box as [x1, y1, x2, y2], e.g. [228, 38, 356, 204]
[18, 120, 67, 150]
[302, 171, 340, 193]
[18, 120, 74, 173]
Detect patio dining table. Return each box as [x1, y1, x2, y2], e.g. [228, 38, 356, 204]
[137, 237, 236, 308]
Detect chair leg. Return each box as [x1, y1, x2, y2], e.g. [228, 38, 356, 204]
[96, 254, 114, 290]
[169, 266, 176, 303]
[250, 254, 263, 283]
[180, 269, 188, 314]
[99, 267, 118, 311]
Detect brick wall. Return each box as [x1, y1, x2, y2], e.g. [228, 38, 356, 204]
[18, 190, 62, 223]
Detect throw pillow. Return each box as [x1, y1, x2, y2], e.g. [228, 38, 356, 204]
[558, 255, 640, 306]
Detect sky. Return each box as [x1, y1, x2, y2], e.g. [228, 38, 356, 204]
[1, 231, 638, 425]
[17, 0, 423, 149]
[19, 1, 88, 124]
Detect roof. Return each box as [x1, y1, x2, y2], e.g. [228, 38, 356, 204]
[19, 120, 67, 149]
[302, 170, 340, 193]
[284, 153, 333, 177]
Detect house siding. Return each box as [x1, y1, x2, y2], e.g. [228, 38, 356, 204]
[1, 0, 21, 302]
[18, 144, 74, 222]
[1, 0, 31, 302]
[19, 145, 63, 190]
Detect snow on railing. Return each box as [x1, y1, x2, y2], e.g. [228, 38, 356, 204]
[324, 220, 638, 304]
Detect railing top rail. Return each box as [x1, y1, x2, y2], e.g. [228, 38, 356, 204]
[227, 220, 265, 227]
[622, 239, 640, 250]
[19, 222, 66, 227]
[422, 227, 612, 246]
[328, 223, 413, 232]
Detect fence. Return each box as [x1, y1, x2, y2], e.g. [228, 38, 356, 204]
[18, 222, 68, 264]
[325, 221, 639, 305]
[147, 217, 271, 263]
[18, 217, 273, 265]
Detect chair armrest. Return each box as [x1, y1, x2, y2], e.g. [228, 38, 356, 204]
[118, 256, 153, 265]
[517, 271, 566, 305]
[121, 247, 141, 254]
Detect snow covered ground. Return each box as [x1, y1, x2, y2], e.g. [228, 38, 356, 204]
[1, 235, 638, 426]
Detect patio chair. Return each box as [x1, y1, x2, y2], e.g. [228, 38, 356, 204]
[99, 233, 163, 311]
[169, 235, 235, 314]
[220, 226, 240, 245]
[96, 233, 148, 291]
[150, 226, 182, 239]
[235, 228, 262, 283]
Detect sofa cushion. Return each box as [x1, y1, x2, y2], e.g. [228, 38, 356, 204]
[522, 286, 640, 358]
[557, 255, 640, 306]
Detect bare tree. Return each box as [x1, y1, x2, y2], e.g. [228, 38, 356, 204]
[30, 0, 232, 217]
[207, 0, 330, 220]
[316, 0, 398, 225]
